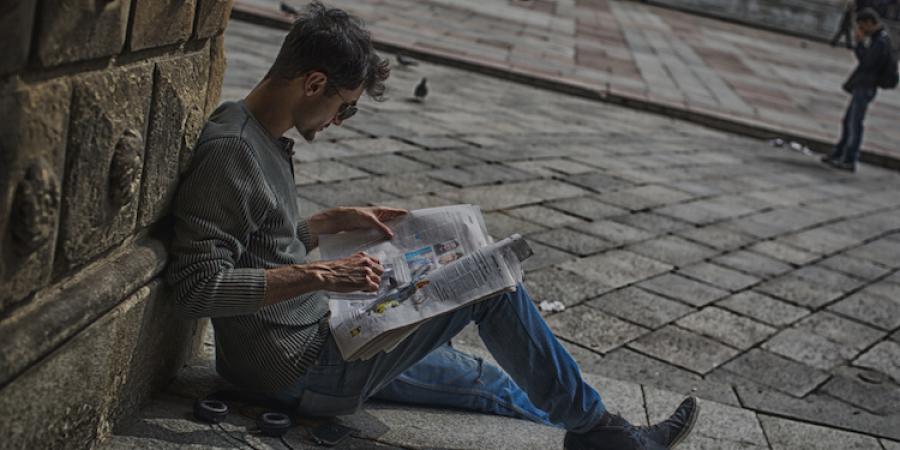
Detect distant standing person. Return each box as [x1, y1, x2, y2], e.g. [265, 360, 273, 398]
[832, 1, 855, 48]
[831, 1, 885, 48]
[823, 8, 896, 172]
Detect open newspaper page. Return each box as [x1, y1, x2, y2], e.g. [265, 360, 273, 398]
[318, 205, 532, 361]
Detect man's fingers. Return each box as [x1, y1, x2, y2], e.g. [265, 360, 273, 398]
[368, 216, 395, 239]
[375, 207, 408, 220]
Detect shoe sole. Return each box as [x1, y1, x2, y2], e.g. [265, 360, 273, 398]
[669, 397, 700, 449]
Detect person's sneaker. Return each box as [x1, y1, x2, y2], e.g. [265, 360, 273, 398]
[831, 160, 857, 172]
[563, 397, 700, 450]
[640, 397, 700, 448]
[821, 155, 838, 164]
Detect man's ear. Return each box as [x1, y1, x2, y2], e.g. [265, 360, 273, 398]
[304, 71, 328, 97]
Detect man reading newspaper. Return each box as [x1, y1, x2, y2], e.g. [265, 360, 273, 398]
[167, 3, 697, 449]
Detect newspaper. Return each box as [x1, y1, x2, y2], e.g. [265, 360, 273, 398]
[319, 205, 533, 361]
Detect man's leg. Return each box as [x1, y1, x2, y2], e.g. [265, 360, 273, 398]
[275, 284, 605, 431]
[842, 87, 876, 166]
[275, 284, 696, 448]
[829, 95, 856, 161]
[371, 343, 554, 426]
[831, 12, 850, 46]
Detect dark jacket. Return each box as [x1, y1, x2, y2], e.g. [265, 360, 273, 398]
[844, 27, 893, 91]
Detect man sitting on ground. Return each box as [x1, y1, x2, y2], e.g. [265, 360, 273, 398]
[167, 3, 698, 449]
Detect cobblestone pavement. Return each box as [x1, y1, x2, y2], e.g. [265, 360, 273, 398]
[243, 0, 900, 166]
[112, 18, 900, 448]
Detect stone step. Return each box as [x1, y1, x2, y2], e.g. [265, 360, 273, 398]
[102, 353, 897, 450]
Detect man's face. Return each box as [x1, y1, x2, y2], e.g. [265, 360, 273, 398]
[858, 20, 880, 36]
[291, 72, 364, 142]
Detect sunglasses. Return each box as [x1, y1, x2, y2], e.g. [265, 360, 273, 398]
[328, 81, 358, 121]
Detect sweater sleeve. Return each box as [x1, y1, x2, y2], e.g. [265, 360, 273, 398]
[296, 219, 318, 251]
[166, 137, 278, 319]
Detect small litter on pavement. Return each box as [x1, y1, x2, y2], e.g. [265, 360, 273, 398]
[539, 300, 566, 312]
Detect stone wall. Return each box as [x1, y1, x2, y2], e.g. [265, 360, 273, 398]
[0, 1, 233, 448]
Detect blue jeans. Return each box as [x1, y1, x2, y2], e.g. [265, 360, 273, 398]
[833, 86, 876, 164]
[272, 284, 606, 433]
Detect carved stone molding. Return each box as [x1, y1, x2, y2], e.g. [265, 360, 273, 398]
[10, 162, 59, 256]
[108, 129, 143, 211]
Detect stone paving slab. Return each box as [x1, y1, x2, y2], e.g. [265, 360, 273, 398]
[120, 17, 900, 447]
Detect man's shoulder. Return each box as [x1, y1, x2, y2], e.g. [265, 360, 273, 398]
[196, 101, 252, 146]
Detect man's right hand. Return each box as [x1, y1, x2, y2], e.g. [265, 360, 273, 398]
[264, 252, 385, 306]
[308, 252, 385, 293]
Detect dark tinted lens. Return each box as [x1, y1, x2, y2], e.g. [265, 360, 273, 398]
[338, 105, 358, 121]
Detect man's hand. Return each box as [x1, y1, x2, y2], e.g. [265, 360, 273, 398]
[308, 252, 385, 293]
[308, 206, 408, 239]
[264, 252, 384, 305]
[854, 26, 865, 43]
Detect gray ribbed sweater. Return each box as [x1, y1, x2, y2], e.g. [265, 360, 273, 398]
[167, 101, 329, 395]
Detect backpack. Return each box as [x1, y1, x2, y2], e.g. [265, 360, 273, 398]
[879, 32, 899, 89]
[881, 50, 899, 89]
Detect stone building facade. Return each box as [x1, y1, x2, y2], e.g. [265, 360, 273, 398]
[0, 1, 233, 447]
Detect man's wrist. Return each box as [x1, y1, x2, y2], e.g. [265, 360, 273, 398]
[263, 263, 326, 306]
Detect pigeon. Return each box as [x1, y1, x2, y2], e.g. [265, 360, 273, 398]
[396, 54, 419, 67]
[280, 2, 299, 16]
[414, 78, 428, 101]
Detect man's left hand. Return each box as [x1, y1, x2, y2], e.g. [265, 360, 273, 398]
[309, 206, 408, 239]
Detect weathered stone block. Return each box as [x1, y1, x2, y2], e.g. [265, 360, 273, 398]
[138, 51, 209, 228]
[0, 0, 37, 74]
[713, 250, 793, 278]
[588, 286, 694, 328]
[505, 205, 586, 228]
[0, 236, 167, 386]
[544, 305, 648, 353]
[854, 341, 900, 385]
[203, 33, 226, 118]
[639, 273, 729, 307]
[627, 235, 718, 267]
[0, 80, 70, 309]
[483, 212, 546, 239]
[545, 196, 628, 221]
[716, 349, 829, 397]
[628, 325, 739, 374]
[676, 307, 775, 349]
[571, 219, 654, 244]
[56, 65, 152, 273]
[759, 414, 883, 450]
[599, 348, 740, 406]
[678, 262, 760, 291]
[524, 266, 611, 306]
[35, 0, 130, 67]
[106, 281, 196, 426]
[195, 0, 233, 39]
[521, 241, 575, 272]
[820, 368, 900, 415]
[0, 280, 194, 448]
[737, 387, 900, 441]
[561, 250, 672, 288]
[528, 228, 613, 256]
[348, 154, 432, 176]
[130, 0, 197, 51]
[717, 291, 809, 326]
